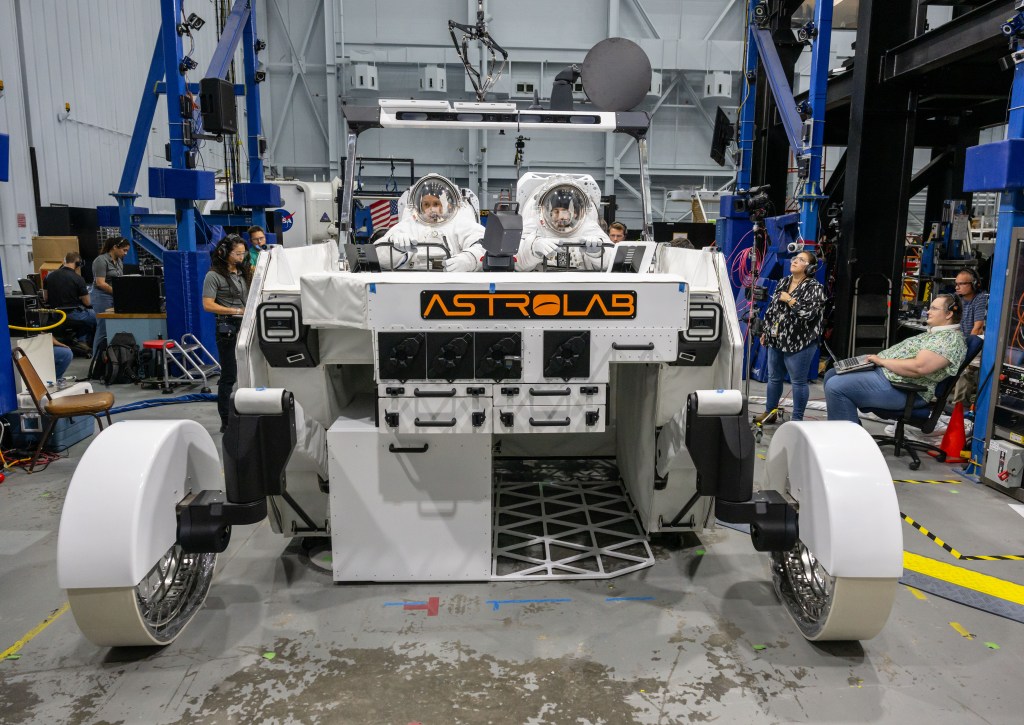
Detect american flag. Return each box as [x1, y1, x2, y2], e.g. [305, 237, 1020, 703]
[370, 198, 399, 231]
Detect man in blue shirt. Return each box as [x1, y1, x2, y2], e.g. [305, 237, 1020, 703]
[955, 269, 987, 337]
[952, 269, 987, 405]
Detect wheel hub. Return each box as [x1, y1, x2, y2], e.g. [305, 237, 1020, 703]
[771, 540, 836, 637]
[135, 545, 216, 642]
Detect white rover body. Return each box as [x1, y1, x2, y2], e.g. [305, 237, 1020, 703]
[56, 102, 901, 648]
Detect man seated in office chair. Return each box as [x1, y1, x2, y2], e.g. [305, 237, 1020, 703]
[952, 268, 988, 405]
[824, 293, 967, 424]
[42, 252, 95, 353]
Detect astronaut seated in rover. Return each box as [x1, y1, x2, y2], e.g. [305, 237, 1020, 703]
[374, 173, 485, 272]
[515, 174, 612, 272]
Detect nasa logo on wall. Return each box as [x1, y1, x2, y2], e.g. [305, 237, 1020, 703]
[281, 211, 295, 232]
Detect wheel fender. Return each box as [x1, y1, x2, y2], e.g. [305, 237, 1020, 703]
[57, 420, 223, 590]
[764, 421, 902, 579]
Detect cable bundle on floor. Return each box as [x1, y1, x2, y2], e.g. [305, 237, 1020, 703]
[108, 393, 217, 416]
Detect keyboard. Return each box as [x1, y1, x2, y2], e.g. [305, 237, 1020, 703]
[834, 355, 875, 374]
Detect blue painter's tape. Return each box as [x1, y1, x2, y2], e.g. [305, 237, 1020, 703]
[369, 283, 376, 293]
[605, 596, 656, 602]
[384, 601, 426, 607]
[678, 283, 686, 292]
[485, 598, 572, 612]
[489, 282, 496, 293]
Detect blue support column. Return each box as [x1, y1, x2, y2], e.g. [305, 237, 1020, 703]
[205, 0, 250, 80]
[239, 3, 268, 229]
[736, 2, 759, 190]
[115, 34, 166, 264]
[750, 28, 805, 152]
[157, 0, 214, 354]
[159, 0, 197, 254]
[0, 238, 15, 416]
[797, 0, 833, 240]
[966, 55, 1024, 474]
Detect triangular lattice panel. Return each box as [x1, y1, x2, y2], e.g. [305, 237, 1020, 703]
[492, 459, 654, 580]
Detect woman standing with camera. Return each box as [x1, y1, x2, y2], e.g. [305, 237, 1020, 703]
[202, 235, 251, 433]
[755, 250, 827, 425]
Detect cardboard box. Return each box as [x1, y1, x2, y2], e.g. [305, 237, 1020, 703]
[32, 235, 79, 273]
[39, 262, 62, 286]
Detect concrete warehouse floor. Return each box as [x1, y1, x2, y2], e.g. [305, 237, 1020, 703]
[1, 360, 1022, 724]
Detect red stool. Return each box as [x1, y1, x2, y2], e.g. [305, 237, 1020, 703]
[143, 339, 177, 394]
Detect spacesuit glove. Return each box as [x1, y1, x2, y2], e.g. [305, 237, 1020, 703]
[582, 237, 605, 256]
[388, 231, 416, 253]
[531, 237, 561, 258]
[443, 250, 480, 273]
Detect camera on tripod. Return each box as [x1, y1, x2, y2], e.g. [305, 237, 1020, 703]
[731, 185, 772, 222]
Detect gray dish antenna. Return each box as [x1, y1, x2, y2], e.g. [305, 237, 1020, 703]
[581, 38, 652, 112]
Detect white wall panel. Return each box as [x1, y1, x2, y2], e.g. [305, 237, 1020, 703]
[0, 0, 268, 282]
[262, 0, 745, 232]
[14, 0, 242, 209]
[0, 0, 38, 283]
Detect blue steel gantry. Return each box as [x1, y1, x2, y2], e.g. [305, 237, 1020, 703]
[717, 0, 834, 380]
[115, 0, 280, 357]
[963, 3, 1024, 479]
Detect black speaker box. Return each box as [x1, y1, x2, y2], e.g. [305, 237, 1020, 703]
[199, 77, 237, 135]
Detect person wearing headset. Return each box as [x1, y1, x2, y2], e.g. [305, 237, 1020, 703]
[203, 235, 251, 433]
[824, 293, 967, 424]
[42, 251, 95, 351]
[954, 269, 988, 337]
[952, 268, 988, 404]
[754, 250, 827, 425]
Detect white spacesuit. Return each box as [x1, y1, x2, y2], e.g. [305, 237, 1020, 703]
[374, 174, 485, 272]
[514, 173, 611, 272]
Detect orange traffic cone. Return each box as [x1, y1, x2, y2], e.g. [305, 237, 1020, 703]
[932, 401, 968, 463]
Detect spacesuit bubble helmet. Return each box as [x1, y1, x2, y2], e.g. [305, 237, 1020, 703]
[538, 183, 589, 237]
[408, 174, 461, 226]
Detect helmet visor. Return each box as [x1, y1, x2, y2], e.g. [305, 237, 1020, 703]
[409, 176, 460, 226]
[540, 184, 588, 236]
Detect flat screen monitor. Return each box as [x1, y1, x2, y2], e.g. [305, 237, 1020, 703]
[112, 275, 163, 314]
[710, 106, 734, 167]
[652, 222, 716, 249]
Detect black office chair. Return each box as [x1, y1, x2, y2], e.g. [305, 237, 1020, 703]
[862, 335, 983, 470]
[17, 278, 39, 297]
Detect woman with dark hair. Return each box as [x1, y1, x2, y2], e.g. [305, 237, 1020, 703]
[755, 250, 827, 424]
[90, 237, 131, 356]
[202, 235, 253, 432]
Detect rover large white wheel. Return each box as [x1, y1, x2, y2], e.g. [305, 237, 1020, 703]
[764, 421, 903, 642]
[67, 546, 217, 647]
[771, 542, 897, 641]
[58, 420, 224, 647]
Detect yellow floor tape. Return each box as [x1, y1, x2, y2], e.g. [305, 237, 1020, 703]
[949, 621, 974, 639]
[903, 552, 1024, 606]
[1, 602, 69, 659]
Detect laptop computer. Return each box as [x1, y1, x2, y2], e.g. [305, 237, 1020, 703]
[833, 354, 876, 374]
